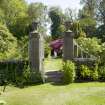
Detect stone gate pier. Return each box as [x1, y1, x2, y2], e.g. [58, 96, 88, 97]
[29, 22, 45, 83]
[63, 21, 75, 61]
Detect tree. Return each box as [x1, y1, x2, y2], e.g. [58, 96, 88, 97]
[0, 0, 28, 39]
[49, 6, 65, 39]
[72, 21, 86, 38]
[0, 0, 27, 25]
[79, 17, 96, 37]
[0, 9, 5, 24]
[78, 0, 97, 37]
[95, 0, 105, 41]
[97, 0, 105, 24]
[28, 3, 48, 36]
[80, 0, 97, 18]
[96, 25, 105, 42]
[0, 23, 19, 60]
[64, 8, 86, 38]
[64, 8, 77, 22]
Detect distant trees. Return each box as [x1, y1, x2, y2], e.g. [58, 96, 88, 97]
[78, 0, 105, 41]
[49, 7, 65, 39]
[78, 0, 97, 37]
[28, 3, 48, 36]
[96, 0, 105, 42]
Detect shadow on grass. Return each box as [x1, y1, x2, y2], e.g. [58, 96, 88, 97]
[50, 82, 71, 86]
[13, 81, 44, 89]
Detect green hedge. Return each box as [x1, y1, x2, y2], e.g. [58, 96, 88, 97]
[0, 60, 28, 85]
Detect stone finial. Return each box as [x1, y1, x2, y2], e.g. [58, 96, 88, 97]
[65, 21, 72, 31]
[31, 21, 38, 31]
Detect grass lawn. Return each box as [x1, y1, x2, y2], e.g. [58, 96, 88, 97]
[44, 58, 62, 71]
[1, 82, 105, 105]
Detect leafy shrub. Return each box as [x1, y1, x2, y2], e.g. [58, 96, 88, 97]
[80, 65, 98, 81]
[77, 37, 102, 56]
[15, 64, 32, 87]
[0, 23, 19, 60]
[100, 43, 105, 65]
[44, 42, 51, 58]
[16, 64, 43, 87]
[0, 61, 43, 87]
[92, 64, 98, 81]
[62, 61, 76, 83]
[23, 65, 31, 83]
[80, 65, 91, 80]
[17, 36, 29, 60]
[30, 71, 42, 83]
[98, 66, 105, 81]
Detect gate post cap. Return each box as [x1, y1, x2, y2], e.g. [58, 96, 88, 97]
[65, 21, 72, 31]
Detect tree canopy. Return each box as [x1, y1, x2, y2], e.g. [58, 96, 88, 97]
[0, 23, 18, 59]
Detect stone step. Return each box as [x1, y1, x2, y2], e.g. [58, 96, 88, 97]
[45, 71, 63, 83]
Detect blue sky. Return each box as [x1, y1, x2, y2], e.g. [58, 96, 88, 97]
[26, 0, 81, 10]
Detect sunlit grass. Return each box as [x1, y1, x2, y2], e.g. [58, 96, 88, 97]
[44, 58, 62, 71]
[1, 82, 105, 105]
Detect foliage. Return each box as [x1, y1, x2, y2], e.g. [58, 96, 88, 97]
[80, 65, 92, 80]
[62, 61, 76, 83]
[100, 43, 105, 64]
[44, 42, 51, 58]
[0, 23, 19, 60]
[92, 64, 99, 80]
[17, 36, 29, 60]
[10, 16, 29, 39]
[64, 8, 77, 22]
[79, 0, 97, 36]
[23, 65, 31, 83]
[28, 2, 48, 36]
[15, 64, 31, 87]
[71, 21, 86, 38]
[0, 9, 5, 24]
[98, 0, 105, 24]
[44, 35, 52, 42]
[0, 0, 28, 39]
[30, 71, 42, 83]
[0, 61, 43, 87]
[78, 0, 105, 41]
[80, 0, 97, 18]
[96, 25, 105, 42]
[79, 17, 96, 36]
[77, 37, 102, 56]
[49, 6, 65, 39]
[14, 63, 42, 86]
[80, 64, 98, 81]
[98, 66, 105, 81]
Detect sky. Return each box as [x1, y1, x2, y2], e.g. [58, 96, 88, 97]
[26, 0, 81, 11]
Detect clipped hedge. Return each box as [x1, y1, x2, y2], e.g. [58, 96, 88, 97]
[0, 60, 28, 85]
